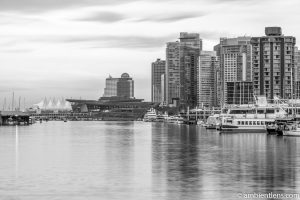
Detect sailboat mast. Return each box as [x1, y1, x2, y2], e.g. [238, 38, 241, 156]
[18, 96, 21, 111]
[12, 92, 14, 111]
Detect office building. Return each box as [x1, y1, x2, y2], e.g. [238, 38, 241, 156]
[103, 73, 134, 98]
[295, 47, 300, 81]
[166, 41, 180, 106]
[295, 47, 300, 98]
[198, 51, 219, 107]
[251, 27, 296, 100]
[151, 59, 166, 103]
[215, 36, 252, 105]
[166, 32, 202, 108]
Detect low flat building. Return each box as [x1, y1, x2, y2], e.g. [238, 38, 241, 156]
[226, 81, 254, 105]
[66, 98, 158, 120]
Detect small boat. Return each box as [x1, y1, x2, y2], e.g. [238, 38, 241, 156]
[197, 120, 204, 126]
[143, 108, 157, 122]
[206, 114, 221, 129]
[176, 116, 185, 125]
[282, 122, 300, 136]
[266, 121, 278, 135]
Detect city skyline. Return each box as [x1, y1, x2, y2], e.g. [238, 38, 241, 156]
[1, 0, 300, 107]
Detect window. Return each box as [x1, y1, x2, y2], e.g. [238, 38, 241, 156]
[249, 121, 252, 125]
[238, 121, 241, 125]
[245, 121, 248, 125]
[257, 121, 260, 125]
[253, 121, 256, 125]
[261, 121, 265, 125]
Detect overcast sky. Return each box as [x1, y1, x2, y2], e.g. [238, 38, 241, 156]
[0, 0, 300, 107]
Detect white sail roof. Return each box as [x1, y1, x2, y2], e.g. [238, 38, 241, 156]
[32, 97, 72, 111]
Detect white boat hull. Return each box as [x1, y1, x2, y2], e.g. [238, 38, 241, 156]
[220, 125, 267, 133]
[283, 131, 300, 136]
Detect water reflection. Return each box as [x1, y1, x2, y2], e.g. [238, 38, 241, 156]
[152, 123, 201, 200]
[0, 122, 299, 200]
[151, 123, 300, 200]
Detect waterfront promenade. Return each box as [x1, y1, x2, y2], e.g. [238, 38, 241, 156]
[0, 121, 300, 200]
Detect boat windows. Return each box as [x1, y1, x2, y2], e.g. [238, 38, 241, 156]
[245, 121, 248, 125]
[229, 109, 255, 114]
[266, 109, 275, 114]
[257, 121, 260, 125]
[253, 121, 256, 125]
[241, 121, 244, 125]
[249, 121, 252, 125]
[238, 121, 241, 125]
[261, 121, 265, 125]
[257, 110, 265, 114]
[226, 119, 233, 124]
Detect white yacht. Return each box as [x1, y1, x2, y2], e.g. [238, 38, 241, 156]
[167, 115, 185, 124]
[219, 97, 287, 133]
[282, 122, 300, 136]
[206, 114, 221, 129]
[143, 108, 157, 122]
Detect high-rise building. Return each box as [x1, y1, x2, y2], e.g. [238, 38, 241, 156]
[103, 73, 134, 98]
[166, 41, 180, 106]
[251, 27, 296, 100]
[215, 37, 252, 105]
[295, 47, 300, 98]
[166, 32, 202, 108]
[198, 51, 219, 107]
[151, 58, 166, 103]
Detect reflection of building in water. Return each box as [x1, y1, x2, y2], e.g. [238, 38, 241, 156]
[151, 123, 201, 199]
[217, 134, 298, 196]
[103, 123, 135, 192]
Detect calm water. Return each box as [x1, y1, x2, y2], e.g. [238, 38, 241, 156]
[0, 121, 300, 200]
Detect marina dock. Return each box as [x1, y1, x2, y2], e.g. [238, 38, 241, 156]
[0, 111, 31, 126]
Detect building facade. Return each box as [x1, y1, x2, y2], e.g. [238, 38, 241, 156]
[198, 51, 219, 107]
[215, 37, 252, 105]
[151, 59, 166, 103]
[166, 32, 202, 108]
[166, 41, 180, 106]
[251, 27, 296, 100]
[295, 47, 300, 98]
[226, 81, 254, 105]
[295, 47, 300, 81]
[103, 73, 134, 98]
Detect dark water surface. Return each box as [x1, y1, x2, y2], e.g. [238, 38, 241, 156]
[0, 121, 300, 200]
